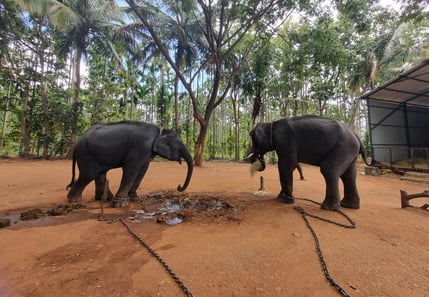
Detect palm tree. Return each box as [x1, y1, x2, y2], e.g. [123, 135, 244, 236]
[348, 14, 428, 125]
[164, 0, 204, 131]
[16, 0, 122, 146]
[120, 0, 204, 130]
[125, 0, 297, 166]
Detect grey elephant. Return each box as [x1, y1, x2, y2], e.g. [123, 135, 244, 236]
[66, 121, 193, 208]
[248, 115, 371, 210]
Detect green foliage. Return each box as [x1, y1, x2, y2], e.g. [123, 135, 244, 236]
[0, 0, 427, 159]
[157, 83, 172, 128]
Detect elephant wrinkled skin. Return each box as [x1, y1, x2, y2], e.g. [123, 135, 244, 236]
[248, 115, 371, 210]
[66, 121, 193, 208]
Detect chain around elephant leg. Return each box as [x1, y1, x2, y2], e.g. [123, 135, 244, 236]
[112, 196, 129, 208]
[277, 191, 295, 204]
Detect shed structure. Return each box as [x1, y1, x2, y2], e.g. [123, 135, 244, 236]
[359, 58, 429, 171]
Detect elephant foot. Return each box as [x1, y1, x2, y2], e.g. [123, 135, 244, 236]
[67, 194, 82, 203]
[321, 199, 340, 211]
[129, 192, 140, 202]
[340, 198, 360, 209]
[277, 192, 295, 204]
[112, 197, 129, 208]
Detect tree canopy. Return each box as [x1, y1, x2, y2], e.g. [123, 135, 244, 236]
[0, 0, 428, 163]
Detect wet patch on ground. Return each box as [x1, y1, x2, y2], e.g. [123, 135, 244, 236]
[0, 203, 89, 229]
[130, 191, 240, 225]
[19, 203, 86, 220]
[0, 192, 241, 229]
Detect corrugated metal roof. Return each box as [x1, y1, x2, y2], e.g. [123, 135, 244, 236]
[359, 58, 429, 107]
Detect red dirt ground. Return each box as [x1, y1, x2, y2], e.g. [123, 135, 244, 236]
[0, 159, 428, 297]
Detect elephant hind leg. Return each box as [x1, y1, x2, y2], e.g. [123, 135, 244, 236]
[67, 174, 92, 202]
[320, 165, 341, 211]
[321, 187, 341, 210]
[340, 163, 360, 209]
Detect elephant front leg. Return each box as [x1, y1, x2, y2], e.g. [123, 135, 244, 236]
[277, 161, 295, 204]
[112, 167, 138, 208]
[128, 163, 150, 201]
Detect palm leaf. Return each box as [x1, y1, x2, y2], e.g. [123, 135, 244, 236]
[48, 3, 83, 30]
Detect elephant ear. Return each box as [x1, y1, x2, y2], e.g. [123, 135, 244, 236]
[153, 135, 174, 160]
[251, 123, 270, 151]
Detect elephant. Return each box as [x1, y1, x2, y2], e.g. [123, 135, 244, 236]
[66, 121, 193, 208]
[296, 163, 305, 180]
[248, 115, 371, 210]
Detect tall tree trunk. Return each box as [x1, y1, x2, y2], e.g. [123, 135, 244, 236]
[70, 47, 82, 151]
[39, 43, 49, 158]
[20, 82, 31, 156]
[174, 74, 179, 131]
[231, 91, 240, 161]
[251, 92, 262, 128]
[194, 120, 208, 166]
[349, 85, 370, 127]
[0, 82, 12, 153]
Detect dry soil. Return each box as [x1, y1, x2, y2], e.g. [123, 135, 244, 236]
[0, 159, 428, 297]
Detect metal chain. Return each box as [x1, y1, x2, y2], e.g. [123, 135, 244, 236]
[98, 194, 194, 297]
[117, 218, 195, 297]
[294, 198, 356, 297]
[295, 198, 356, 229]
[98, 197, 354, 297]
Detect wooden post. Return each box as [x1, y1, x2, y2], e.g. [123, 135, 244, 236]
[400, 189, 429, 209]
[259, 176, 265, 191]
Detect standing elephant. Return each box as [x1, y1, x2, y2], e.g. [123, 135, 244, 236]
[66, 121, 193, 208]
[248, 115, 371, 210]
[296, 163, 305, 180]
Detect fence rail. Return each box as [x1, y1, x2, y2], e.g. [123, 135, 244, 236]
[373, 146, 429, 172]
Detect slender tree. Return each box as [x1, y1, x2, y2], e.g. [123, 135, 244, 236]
[16, 0, 122, 148]
[125, 0, 311, 166]
[2, 0, 428, 159]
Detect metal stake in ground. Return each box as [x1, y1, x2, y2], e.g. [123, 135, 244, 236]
[99, 180, 110, 220]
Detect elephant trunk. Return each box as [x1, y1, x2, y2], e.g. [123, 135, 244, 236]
[177, 148, 193, 192]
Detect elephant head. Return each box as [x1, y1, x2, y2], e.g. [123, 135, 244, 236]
[247, 123, 272, 172]
[153, 130, 193, 191]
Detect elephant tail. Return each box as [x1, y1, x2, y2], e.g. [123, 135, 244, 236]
[359, 140, 374, 166]
[66, 154, 76, 190]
